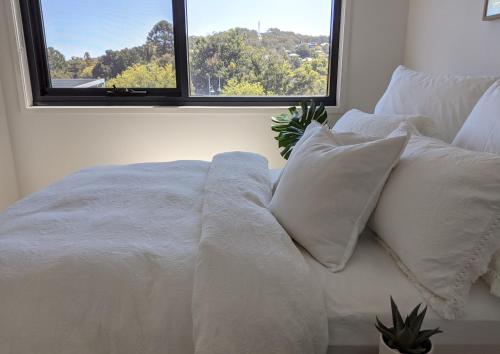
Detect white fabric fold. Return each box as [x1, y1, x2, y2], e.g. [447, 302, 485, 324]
[193, 152, 328, 354]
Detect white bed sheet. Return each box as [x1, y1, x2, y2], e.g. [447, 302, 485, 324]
[302, 229, 500, 348]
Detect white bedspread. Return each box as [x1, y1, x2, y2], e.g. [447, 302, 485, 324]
[194, 153, 328, 354]
[0, 153, 328, 354]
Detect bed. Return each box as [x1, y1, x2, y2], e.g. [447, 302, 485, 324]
[0, 156, 498, 354]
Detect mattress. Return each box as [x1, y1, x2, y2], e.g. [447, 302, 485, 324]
[302, 229, 500, 349]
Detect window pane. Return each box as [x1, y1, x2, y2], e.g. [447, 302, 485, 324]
[40, 0, 176, 89]
[186, 0, 333, 97]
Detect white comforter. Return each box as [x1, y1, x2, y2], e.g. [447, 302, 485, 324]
[0, 152, 328, 354]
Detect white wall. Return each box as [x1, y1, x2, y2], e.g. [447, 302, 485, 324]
[0, 0, 409, 197]
[0, 79, 19, 210]
[346, 0, 409, 112]
[406, 0, 500, 76]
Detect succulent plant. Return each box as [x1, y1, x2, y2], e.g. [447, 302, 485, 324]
[375, 297, 442, 354]
[271, 100, 328, 160]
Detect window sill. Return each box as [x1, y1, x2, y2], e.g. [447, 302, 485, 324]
[24, 104, 344, 116]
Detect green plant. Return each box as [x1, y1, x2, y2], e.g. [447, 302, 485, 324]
[376, 297, 442, 354]
[271, 100, 328, 159]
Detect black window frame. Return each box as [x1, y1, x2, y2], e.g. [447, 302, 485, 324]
[19, 0, 342, 106]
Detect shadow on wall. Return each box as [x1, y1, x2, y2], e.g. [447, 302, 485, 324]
[0, 81, 19, 210]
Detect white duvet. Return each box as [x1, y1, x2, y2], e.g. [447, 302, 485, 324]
[0, 152, 328, 354]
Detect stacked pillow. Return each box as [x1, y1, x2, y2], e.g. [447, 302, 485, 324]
[452, 80, 500, 298]
[333, 109, 440, 139]
[375, 65, 496, 143]
[370, 68, 500, 318]
[370, 131, 500, 319]
[269, 122, 410, 272]
[271, 66, 500, 321]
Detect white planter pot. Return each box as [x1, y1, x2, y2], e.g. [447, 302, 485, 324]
[379, 335, 434, 354]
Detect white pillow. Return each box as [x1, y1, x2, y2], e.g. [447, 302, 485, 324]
[453, 80, 500, 154]
[272, 121, 324, 193]
[375, 66, 496, 143]
[333, 109, 441, 139]
[370, 134, 500, 319]
[452, 80, 500, 298]
[269, 124, 410, 272]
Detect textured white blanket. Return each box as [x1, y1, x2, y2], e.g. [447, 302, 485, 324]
[0, 153, 328, 354]
[194, 152, 328, 354]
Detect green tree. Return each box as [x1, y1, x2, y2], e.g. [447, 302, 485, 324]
[66, 56, 86, 79]
[289, 61, 325, 96]
[47, 47, 68, 79]
[80, 65, 95, 78]
[295, 43, 312, 59]
[189, 28, 296, 95]
[106, 63, 176, 88]
[147, 20, 175, 58]
[45, 22, 330, 96]
[311, 53, 328, 76]
[251, 50, 293, 95]
[221, 79, 266, 96]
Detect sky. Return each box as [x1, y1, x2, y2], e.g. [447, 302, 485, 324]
[41, 0, 333, 58]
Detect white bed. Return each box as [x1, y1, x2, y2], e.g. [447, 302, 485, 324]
[0, 160, 498, 354]
[302, 229, 500, 353]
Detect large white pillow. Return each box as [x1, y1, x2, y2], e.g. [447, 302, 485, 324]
[370, 134, 500, 319]
[333, 109, 441, 139]
[452, 80, 500, 298]
[375, 66, 496, 143]
[269, 124, 410, 272]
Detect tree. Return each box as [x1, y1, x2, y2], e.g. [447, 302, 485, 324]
[66, 56, 86, 78]
[106, 63, 176, 88]
[47, 47, 68, 78]
[44, 22, 330, 96]
[84, 52, 92, 65]
[80, 65, 95, 79]
[250, 50, 293, 95]
[189, 29, 264, 94]
[311, 53, 328, 76]
[221, 79, 266, 96]
[147, 20, 175, 58]
[289, 61, 325, 96]
[295, 43, 312, 59]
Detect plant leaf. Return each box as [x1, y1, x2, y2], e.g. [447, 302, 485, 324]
[390, 297, 404, 332]
[271, 100, 328, 159]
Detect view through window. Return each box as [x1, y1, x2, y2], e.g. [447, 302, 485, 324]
[40, 0, 176, 89]
[186, 0, 333, 97]
[22, 0, 341, 104]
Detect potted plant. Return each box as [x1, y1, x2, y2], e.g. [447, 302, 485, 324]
[375, 297, 442, 354]
[271, 100, 328, 160]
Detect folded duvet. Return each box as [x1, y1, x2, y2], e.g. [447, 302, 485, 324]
[0, 152, 328, 354]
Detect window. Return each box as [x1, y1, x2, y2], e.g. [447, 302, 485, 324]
[20, 0, 342, 106]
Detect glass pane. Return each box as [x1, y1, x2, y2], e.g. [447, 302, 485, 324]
[40, 0, 176, 89]
[186, 0, 333, 97]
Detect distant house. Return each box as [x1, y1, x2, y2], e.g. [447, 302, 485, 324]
[51, 78, 105, 88]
